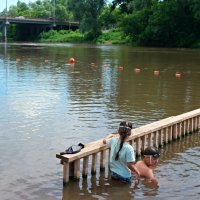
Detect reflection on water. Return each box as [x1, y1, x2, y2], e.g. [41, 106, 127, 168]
[0, 43, 200, 200]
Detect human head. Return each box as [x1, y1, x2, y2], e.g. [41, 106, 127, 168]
[115, 121, 132, 161]
[143, 146, 160, 166]
[118, 121, 132, 139]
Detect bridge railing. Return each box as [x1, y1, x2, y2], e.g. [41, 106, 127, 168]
[56, 108, 200, 184]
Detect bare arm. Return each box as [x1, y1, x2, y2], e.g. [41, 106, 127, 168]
[135, 161, 158, 184]
[145, 169, 158, 184]
[102, 134, 115, 144]
[127, 162, 140, 178]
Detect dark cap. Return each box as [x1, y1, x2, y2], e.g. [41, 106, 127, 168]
[144, 146, 160, 158]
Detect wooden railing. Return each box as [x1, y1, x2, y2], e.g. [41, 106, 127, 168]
[56, 108, 200, 184]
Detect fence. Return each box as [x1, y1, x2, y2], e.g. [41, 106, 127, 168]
[56, 108, 200, 184]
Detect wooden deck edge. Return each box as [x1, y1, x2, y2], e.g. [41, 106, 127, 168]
[56, 108, 200, 163]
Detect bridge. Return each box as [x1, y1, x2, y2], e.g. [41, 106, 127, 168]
[0, 17, 80, 42]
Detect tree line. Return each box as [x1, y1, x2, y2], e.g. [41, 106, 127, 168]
[0, 0, 199, 47]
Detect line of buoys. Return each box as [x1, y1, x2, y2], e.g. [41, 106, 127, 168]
[17, 56, 183, 79]
[69, 58, 75, 64]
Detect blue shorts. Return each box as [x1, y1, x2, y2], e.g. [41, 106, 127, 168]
[111, 171, 131, 183]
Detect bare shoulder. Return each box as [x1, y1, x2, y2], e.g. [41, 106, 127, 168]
[135, 160, 145, 168]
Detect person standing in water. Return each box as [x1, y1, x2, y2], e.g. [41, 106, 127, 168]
[103, 121, 140, 183]
[135, 146, 160, 184]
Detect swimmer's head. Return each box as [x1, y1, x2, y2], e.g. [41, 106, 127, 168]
[144, 146, 160, 159]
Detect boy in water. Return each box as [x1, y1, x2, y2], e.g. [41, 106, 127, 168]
[135, 146, 160, 184]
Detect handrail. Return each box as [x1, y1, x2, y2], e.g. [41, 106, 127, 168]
[56, 108, 200, 184]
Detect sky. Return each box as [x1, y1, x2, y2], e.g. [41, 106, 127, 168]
[0, 0, 112, 12]
[0, 0, 35, 12]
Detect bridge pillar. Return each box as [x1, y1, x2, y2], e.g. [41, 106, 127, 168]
[2, 23, 8, 43]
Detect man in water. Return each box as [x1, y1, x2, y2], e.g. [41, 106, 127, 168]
[135, 146, 160, 184]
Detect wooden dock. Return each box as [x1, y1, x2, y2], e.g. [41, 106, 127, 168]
[56, 108, 200, 184]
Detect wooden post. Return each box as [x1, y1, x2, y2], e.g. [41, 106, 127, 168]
[163, 127, 168, 144]
[172, 124, 177, 140]
[153, 131, 158, 148]
[63, 162, 69, 184]
[141, 135, 146, 152]
[91, 153, 97, 174]
[168, 126, 173, 142]
[177, 123, 181, 139]
[158, 130, 162, 147]
[74, 159, 80, 179]
[136, 137, 141, 156]
[148, 133, 152, 146]
[182, 120, 186, 136]
[194, 116, 198, 130]
[186, 119, 190, 134]
[189, 118, 192, 133]
[100, 150, 106, 170]
[129, 139, 133, 146]
[82, 156, 89, 177]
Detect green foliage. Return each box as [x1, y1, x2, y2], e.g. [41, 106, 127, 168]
[68, 0, 106, 39]
[99, 5, 122, 29]
[96, 29, 130, 44]
[0, 0, 199, 47]
[116, 0, 200, 47]
[39, 29, 85, 42]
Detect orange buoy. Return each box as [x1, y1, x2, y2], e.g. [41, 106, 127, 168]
[135, 68, 141, 73]
[118, 66, 124, 70]
[69, 58, 75, 64]
[44, 59, 49, 64]
[154, 70, 159, 76]
[90, 63, 96, 67]
[175, 72, 181, 78]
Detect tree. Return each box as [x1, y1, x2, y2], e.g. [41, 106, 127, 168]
[68, 0, 106, 39]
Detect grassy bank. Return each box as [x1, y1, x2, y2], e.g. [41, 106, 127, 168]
[38, 29, 130, 44]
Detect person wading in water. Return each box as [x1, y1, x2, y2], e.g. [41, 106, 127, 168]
[103, 121, 140, 183]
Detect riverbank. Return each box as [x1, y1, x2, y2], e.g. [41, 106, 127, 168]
[38, 29, 130, 45]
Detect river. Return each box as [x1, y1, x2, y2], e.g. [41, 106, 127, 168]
[0, 43, 200, 200]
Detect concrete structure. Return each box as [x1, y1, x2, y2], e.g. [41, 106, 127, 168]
[0, 17, 79, 42]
